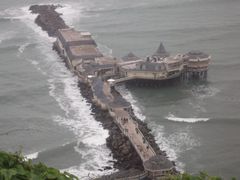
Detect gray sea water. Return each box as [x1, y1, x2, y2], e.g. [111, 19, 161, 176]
[0, 0, 240, 179]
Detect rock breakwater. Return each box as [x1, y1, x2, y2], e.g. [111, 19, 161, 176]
[30, 5, 68, 37]
[78, 82, 143, 170]
[29, 4, 176, 177]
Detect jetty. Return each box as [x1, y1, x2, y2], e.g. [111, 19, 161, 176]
[54, 28, 177, 179]
[30, 5, 211, 179]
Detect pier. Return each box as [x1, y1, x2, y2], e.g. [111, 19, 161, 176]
[54, 27, 210, 179]
[30, 5, 211, 179]
[54, 28, 181, 179]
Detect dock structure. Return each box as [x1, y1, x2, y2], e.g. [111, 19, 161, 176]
[116, 46, 211, 85]
[53, 27, 211, 179]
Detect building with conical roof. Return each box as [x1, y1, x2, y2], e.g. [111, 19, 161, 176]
[122, 52, 140, 61]
[181, 50, 211, 80]
[152, 42, 170, 58]
[116, 44, 211, 82]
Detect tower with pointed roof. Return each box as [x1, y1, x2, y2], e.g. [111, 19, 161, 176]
[122, 52, 140, 61]
[152, 42, 170, 58]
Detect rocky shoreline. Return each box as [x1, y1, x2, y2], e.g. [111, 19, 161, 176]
[29, 5, 68, 37]
[29, 4, 175, 177]
[78, 82, 176, 178]
[78, 82, 143, 171]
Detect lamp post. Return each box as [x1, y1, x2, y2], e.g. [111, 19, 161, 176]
[87, 75, 94, 84]
[107, 78, 115, 87]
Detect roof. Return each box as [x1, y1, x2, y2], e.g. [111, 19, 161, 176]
[143, 155, 174, 171]
[122, 52, 140, 61]
[81, 63, 113, 75]
[92, 78, 131, 109]
[136, 62, 166, 72]
[153, 43, 170, 58]
[121, 63, 138, 70]
[96, 56, 117, 65]
[164, 56, 182, 64]
[92, 78, 109, 104]
[187, 50, 209, 59]
[58, 28, 93, 42]
[110, 88, 131, 108]
[119, 60, 144, 70]
[68, 45, 103, 60]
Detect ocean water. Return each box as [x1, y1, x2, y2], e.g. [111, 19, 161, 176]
[0, 0, 240, 179]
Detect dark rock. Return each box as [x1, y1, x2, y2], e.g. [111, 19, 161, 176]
[77, 81, 143, 170]
[29, 5, 68, 37]
[103, 166, 112, 170]
[172, 161, 176, 166]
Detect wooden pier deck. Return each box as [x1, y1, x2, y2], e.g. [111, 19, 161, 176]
[89, 77, 175, 178]
[114, 108, 156, 162]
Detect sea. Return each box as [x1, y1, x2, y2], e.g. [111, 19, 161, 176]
[0, 0, 240, 179]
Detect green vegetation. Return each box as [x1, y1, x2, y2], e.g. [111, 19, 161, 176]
[0, 151, 78, 180]
[168, 172, 236, 180]
[0, 151, 236, 180]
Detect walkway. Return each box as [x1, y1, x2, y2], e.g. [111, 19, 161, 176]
[97, 81, 156, 161]
[111, 76, 134, 86]
[113, 108, 156, 162]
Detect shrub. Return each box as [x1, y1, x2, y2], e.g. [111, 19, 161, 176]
[168, 171, 236, 180]
[0, 151, 78, 180]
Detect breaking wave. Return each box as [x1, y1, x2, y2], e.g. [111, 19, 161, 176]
[11, 3, 117, 178]
[153, 124, 200, 172]
[191, 85, 220, 99]
[0, 6, 54, 40]
[34, 40, 116, 178]
[114, 86, 190, 171]
[98, 43, 113, 56]
[18, 42, 31, 53]
[0, 31, 16, 44]
[25, 151, 39, 160]
[115, 85, 146, 121]
[55, 3, 84, 27]
[166, 113, 209, 123]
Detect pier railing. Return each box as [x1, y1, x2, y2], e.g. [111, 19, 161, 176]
[115, 114, 156, 162]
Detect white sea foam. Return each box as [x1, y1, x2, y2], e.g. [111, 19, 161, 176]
[98, 43, 113, 56]
[166, 113, 209, 123]
[153, 124, 200, 172]
[114, 86, 193, 171]
[0, 8, 19, 17]
[0, 31, 16, 44]
[12, 3, 116, 177]
[191, 85, 220, 99]
[21, 6, 55, 41]
[63, 142, 117, 179]
[55, 3, 83, 27]
[25, 152, 39, 160]
[0, 6, 54, 41]
[25, 43, 116, 177]
[49, 76, 109, 147]
[115, 85, 146, 121]
[18, 42, 31, 53]
[26, 59, 47, 76]
[36, 43, 115, 176]
[188, 101, 207, 113]
[48, 72, 115, 177]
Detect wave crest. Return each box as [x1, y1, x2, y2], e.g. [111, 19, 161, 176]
[166, 113, 209, 123]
